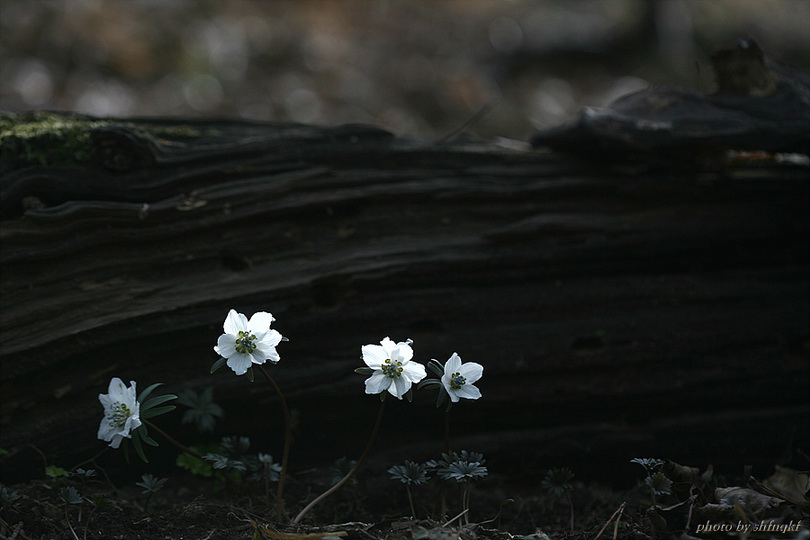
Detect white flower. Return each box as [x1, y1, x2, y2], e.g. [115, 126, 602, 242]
[362, 337, 426, 399]
[214, 309, 283, 376]
[441, 353, 483, 402]
[98, 378, 142, 448]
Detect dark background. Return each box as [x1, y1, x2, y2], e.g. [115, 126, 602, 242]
[2, 0, 810, 138]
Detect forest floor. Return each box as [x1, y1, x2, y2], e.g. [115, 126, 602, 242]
[1, 455, 807, 540]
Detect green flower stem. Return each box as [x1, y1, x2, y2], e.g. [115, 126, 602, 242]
[443, 410, 451, 453]
[406, 484, 416, 519]
[258, 365, 292, 518]
[143, 419, 203, 459]
[292, 398, 387, 525]
[463, 484, 471, 525]
[440, 409, 450, 518]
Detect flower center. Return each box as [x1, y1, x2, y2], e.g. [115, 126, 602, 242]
[235, 330, 258, 354]
[381, 358, 404, 378]
[450, 372, 466, 390]
[107, 402, 131, 428]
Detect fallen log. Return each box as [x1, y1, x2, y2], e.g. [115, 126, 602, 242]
[0, 106, 807, 486]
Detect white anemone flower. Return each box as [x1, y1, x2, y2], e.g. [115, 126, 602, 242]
[362, 337, 426, 399]
[98, 378, 142, 448]
[441, 353, 483, 402]
[214, 309, 283, 375]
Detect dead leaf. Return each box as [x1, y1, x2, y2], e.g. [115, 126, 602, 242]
[761, 466, 810, 510]
[714, 486, 784, 514]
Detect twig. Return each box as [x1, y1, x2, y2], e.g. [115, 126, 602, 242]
[443, 508, 469, 527]
[197, 528, 217, 540]
[593, 502, 625, 540]
[612, 503, 624, 540]
[64, 511, 80, 540]
[292, 398, 386, 524]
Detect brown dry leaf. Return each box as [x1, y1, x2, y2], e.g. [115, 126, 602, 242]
[714, 486, 784, 514]
[664, 460, 702, 492]
[762, 466, 810, 509]
[259, 529, 348, 540]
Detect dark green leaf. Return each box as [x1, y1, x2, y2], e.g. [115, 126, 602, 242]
[210, 357, 227, 374]
[141, 405, 177, 419]
[428, 359, 444, 378]
[141, 394, 177, 411]
[131, 430, 148, 463]
[137, 383, 163, 404]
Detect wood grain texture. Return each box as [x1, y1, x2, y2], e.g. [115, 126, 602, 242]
[1, 114, 808, 483]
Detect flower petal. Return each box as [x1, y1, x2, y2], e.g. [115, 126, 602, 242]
[390, 375, 411, 399]
[255, 343, 280, 364]
[379, 337, 395, 355]
[99, 393, 113, 409]
[248, 311, 275, 333]
[445, 387, 461, 403]
[393, 340, 414, 362]
[106, 377, 126, 402]
[362, 344, 388, 369]
[227, 352, 253, 375]
[248, 351, 267, 366]
[223, 309, 247, 334]
[444, 353, 462, 375]
[124, 414, 142, 434]
[401, 361, 426, 383]
[459, 362, 483, 383]
[214, 334, 237, 358]
[257, 329, 283, 348]
[364, 371, 391, 395]
[98, 419, 116, 441]
[454, 384, 482, 400]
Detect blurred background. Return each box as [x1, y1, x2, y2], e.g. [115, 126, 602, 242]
[2, 0, 809, 141]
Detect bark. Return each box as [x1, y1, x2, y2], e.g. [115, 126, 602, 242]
[1, 112, 807, 486]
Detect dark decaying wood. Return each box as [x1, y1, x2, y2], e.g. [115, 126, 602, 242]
[0, 111, 808, 487]
[531, 40, 810, 158]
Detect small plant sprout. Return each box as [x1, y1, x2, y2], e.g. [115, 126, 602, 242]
[59, 486, 85, 538]
[431, 450, 488, 524]
[388, 460, 430, 517]
[0, 485, 21, 507]
[631, 458, 671, 507]
[177, 387, 223, 433]
[97, 377, 196, 463]
[293, 337, 426, 525]
[542, 467, 576, 532]
[330, 457, 359, 487]
[645, 472, 673, 499]
[212, 309, 291, 518]
[73, 468, 97, 478]
[256, 453, 282, 504]
[135, 473, 167, 512]
[60, 486, 83, 505]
